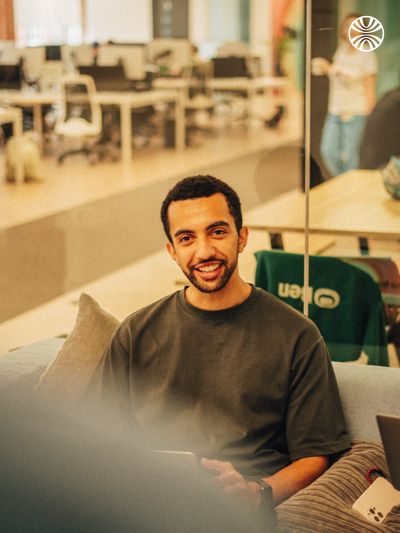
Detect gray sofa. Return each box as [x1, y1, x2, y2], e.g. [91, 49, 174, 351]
[1, 338, 400, 531]
[2, 338, 400, 441]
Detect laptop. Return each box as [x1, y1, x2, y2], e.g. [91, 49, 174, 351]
[377, 414, 400, 490]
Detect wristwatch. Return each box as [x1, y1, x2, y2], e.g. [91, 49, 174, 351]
[255, 479, 274, 509]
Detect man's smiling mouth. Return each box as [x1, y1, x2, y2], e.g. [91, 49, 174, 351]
[194, 261, 223, 273]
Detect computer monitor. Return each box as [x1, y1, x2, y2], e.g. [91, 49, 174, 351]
[98, 44, 146, 80]
[211, 57, 250, 78]
[45, 45, 62, 61]
[79, 65, 132, 91]
[0, 64, 22, 89]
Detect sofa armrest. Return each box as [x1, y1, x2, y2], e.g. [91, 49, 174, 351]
[0, 338, 65, 389]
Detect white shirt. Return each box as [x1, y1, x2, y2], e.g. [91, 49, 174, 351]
[328, 43, 377, 116]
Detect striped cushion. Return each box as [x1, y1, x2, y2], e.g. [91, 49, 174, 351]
[276, 442, 400, 532]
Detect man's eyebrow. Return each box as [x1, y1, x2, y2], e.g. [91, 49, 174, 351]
[206, 221, 230, 230]
[174, 221, 230, 238]
[174, 228, 194, 238]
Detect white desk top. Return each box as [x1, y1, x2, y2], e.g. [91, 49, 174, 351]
[93, 89, 180, 106]
[0, 90, 59, 105]
[207, 76, 289, 91]
[0, 89, 180, 107]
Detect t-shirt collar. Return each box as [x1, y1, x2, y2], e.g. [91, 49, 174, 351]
[178, 284, 258, 321]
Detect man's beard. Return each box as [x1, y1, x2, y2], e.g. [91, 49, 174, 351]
[183, 257, 237, 293]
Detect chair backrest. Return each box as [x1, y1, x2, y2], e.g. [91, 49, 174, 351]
[56, 75, 101, 133]
[255, 249, 389, 366]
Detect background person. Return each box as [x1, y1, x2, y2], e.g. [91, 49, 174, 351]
[312, 13, 377, 177]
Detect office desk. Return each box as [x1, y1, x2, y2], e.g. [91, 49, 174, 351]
[0, 90, 57, 138]
[0, 106, 23, 136]
[93, 89, 184, 163]
[152, 77, 190, 96]
[0, 89, 185, 163]
[246, 170, 400, 252]
[206, 76, 289, 118]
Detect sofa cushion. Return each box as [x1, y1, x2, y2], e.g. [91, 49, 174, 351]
[35, 293, 120, 402]
[276, 442, 400, 532]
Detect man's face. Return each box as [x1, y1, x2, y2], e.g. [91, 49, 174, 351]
[166, 193, 248, 293]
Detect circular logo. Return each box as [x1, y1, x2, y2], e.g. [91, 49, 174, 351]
[313, 288, 341, 309]
[348, 16, 384, 52]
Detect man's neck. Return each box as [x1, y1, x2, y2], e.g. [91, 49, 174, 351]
[185, 275, 252, 311]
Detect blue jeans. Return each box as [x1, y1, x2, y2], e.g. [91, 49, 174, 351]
[320, 113, 367, 176]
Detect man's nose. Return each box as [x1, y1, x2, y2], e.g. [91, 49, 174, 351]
[195, 236, 216, 260]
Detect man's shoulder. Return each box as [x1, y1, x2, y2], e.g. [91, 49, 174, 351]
[253, 287, 322, 344]
[254, 286, 315, 322]
[121, 291, 181, 328]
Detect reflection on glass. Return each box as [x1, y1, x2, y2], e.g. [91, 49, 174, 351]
[308, 0, 400, 368]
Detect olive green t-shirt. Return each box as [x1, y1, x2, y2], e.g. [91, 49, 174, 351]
[98, 286, 350, 476]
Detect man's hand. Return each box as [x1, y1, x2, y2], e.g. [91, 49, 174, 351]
[201, 458, 261, 508]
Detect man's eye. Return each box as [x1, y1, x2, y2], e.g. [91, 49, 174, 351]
[179, 235, 192, 243]
[213, 229, 226, 236]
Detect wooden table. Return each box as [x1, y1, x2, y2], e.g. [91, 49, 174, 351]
[0, 89, 185, 164]
[246, 170, 400, 254]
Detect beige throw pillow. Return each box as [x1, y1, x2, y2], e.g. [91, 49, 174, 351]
[35, 293, 120, 401]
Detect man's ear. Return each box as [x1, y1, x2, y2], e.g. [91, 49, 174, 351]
[166, 241, 178, 263]
[238, 226, 248, 253]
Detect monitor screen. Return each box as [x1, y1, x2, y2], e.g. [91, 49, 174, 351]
[212, 57, 249, 78]
[45, 45, 62, 61]
[0, 65, 21, 89]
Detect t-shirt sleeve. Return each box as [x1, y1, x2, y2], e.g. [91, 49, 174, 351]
[286, 335, 351, 461]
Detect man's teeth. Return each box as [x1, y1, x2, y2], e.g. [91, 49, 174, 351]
[198, 264, 220, 272]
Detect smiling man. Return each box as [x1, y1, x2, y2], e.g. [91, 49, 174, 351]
[98, 175, 350, 512]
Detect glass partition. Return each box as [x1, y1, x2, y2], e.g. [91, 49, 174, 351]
[307, 0, 400, 367]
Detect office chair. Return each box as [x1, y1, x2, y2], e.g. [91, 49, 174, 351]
[255, 249, 389, 366]
[55, 75, 102, 164]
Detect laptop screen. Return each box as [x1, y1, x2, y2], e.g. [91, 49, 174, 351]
[377, 414, 400, 490]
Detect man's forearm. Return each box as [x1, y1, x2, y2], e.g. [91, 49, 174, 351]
[264, 456, 329, 504]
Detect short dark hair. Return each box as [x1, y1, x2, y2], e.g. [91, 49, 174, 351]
[161, 175, 243, 242]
